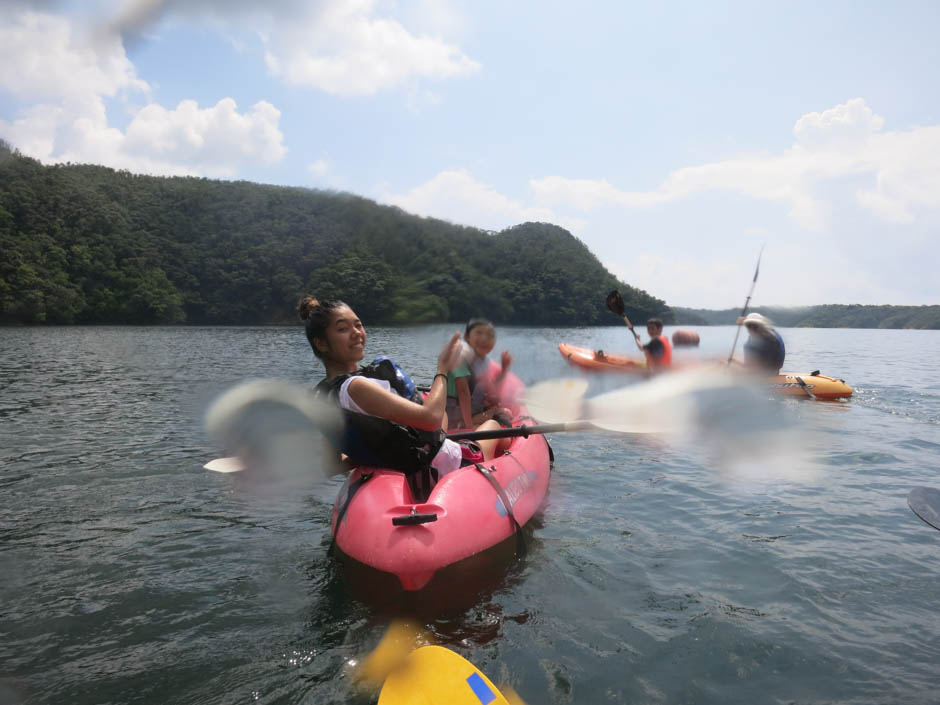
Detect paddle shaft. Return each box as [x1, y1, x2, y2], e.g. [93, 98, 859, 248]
[621, 315, 642, 347]
[606, 290, 642, 346]
[726, 245, 765, 364]
[205, 422, 595, 471]
[447, 421, 594, 441]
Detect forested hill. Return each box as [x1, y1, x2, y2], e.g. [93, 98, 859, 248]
[674, 305, 940, 329]
[0, 141, 669, 326]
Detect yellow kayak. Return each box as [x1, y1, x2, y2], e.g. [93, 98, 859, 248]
[379, 645, 514, 705]
[769, 372, 853, 399]
[358, 621, 527, 704]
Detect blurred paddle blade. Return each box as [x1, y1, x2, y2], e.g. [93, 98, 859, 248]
[205, 378, 343, 440]
[524, 378, 588, 423]
[500, 683, 529, 705]
[204, 378, 345, 484]
[908, 487, 940, 531]
[524, 367, 754, 435]
[355, 619, 430, 689]
[524, 368, 816, 484]
[587, 366, 750, 434]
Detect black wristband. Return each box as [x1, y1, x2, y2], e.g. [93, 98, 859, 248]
[433, 373, 447, 385]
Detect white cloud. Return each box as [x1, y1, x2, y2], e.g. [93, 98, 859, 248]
[382, 168, 585, 232]
[792, 98, 884, 149]
[262, 0, 481, 95]
[0, 11, 147, 101]
[853, 125, 940, 224]
[606, 244, 906, 310]
[0, 104, 64, 158]
[529, 159, 831, 231]
[121, 98, 286, 175]
[308, 158, 329, 176]
[605, 254, 745, 309]
[109, 0, 482, 95]
[1, 0, 479, 179]
[531, 99, 940, 232]
[0, 8, 286, 177]
[407, 0, 468, 38]
[3, 96, 286, 178]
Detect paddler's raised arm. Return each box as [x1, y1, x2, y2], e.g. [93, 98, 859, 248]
[346, 332, 462, 431]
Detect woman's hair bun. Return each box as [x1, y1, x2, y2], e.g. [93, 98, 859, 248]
[297, 295, 320, 321]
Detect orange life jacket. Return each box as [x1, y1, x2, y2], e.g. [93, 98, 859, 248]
[648, 334, 673, 370]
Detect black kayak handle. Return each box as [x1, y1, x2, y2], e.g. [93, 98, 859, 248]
[392, 508, 438, 526]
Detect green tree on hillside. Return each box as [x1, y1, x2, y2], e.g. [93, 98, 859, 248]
[0, 147, 670, 326]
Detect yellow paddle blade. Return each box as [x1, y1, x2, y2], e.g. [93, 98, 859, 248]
[378, 645, 513, 705]
[500, 683, 529, 705]
[355, 620, 430, 688]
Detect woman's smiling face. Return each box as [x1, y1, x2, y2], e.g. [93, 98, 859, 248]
[316, 304, 366, 364]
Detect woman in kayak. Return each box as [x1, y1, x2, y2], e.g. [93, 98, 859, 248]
[737, 312, 785, 373]
[298, 296, 508, 478]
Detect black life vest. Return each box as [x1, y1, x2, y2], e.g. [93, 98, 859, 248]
[314, 357, 445, 474]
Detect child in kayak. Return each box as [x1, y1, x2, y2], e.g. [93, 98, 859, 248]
[445, 318, 514, 430]
[299, 296, 508, 479]
[640, 318, 673, 372]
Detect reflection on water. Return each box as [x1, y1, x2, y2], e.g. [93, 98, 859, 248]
[1, 325, 939, 704]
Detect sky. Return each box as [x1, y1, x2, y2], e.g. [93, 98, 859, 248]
[1, 0, 938, 309]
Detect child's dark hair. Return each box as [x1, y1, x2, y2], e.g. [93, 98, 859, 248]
[646, 317, 663, 329]
[297, 295, 347, 358]
[465, 318, 494, 338]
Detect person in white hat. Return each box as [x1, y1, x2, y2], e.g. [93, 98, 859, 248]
[735, 312, 786, 373]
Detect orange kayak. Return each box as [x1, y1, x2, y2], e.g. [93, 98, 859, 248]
[558, 343, 647, 374]
[768, 372, 853, 399]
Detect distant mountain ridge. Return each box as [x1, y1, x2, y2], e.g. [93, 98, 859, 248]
[4, 139, 934, 330]
[673, 304, 940, 329]
[0, 140, 669, 326]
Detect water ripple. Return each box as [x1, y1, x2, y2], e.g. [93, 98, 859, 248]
[2, 326, 940, 704]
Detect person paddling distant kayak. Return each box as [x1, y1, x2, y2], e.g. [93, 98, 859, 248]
[637, 318, 673, 372]
[605, 290, 672, 373]
[298, 296, 509, 490]
[736, 312, 785, 374]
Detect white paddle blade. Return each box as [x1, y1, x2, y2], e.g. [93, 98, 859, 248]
[523, 378, 589, 423]
[586, 367, 753, 435]
[204, 379, 344, 482]
[205, 378, 343, 440]
[203, 456, 246, 473]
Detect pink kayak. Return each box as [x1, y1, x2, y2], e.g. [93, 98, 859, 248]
[329, 370, 551, 591]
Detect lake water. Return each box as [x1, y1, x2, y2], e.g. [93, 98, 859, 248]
[2, 324, 939, 704]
